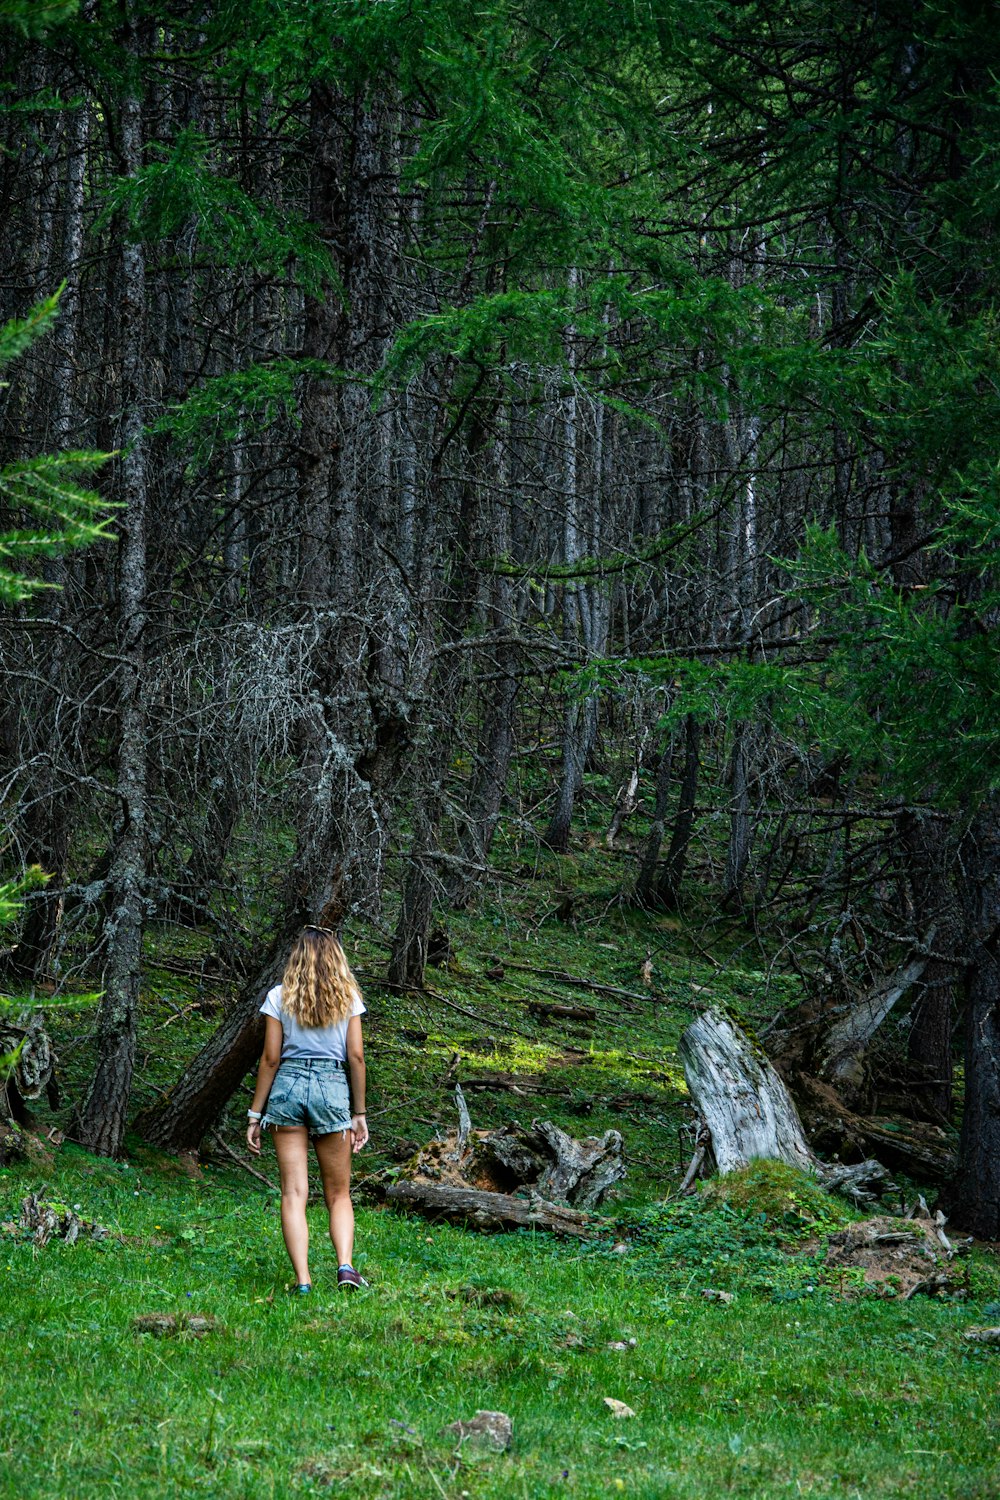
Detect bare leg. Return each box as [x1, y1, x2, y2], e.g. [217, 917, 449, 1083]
[273, 1126, 311, 1284]
[315, 1128, 354, 1267]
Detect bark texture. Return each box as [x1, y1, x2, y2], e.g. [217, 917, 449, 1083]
[679, 1007, 816, 1175]
[384, 1180, 596, 1237]
[136, 931, 295, 1152]
[951, 803, 1000, 1237]
[76, 64, 149, 1159]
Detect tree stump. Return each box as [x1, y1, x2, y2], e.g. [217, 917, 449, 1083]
[529, 1119, 626, 1209]
[679, 1007, 815, 1174]
[679, 1007, 897, 1205]
[0, 1015, 58, 1160]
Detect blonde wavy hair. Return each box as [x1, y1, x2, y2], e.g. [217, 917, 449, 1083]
[281, 927, 362, 1028]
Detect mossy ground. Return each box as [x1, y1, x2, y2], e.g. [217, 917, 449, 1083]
[3, 839, 997, 1498]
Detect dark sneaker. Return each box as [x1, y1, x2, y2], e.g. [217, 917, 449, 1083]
[337, 1266, 367, 1290]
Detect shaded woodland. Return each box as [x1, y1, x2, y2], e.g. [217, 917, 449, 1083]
[1, 1, 999, 1234]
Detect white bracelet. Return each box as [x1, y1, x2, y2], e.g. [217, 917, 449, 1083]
[247, 1110, 262, 1121]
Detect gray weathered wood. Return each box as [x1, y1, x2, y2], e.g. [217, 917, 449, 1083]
[0, 1015, 54, 1105]
[385, 1180, 595, 1237]
[818, 950, 931, 1092]
[680, 1007, 900, 1206]
[452, 1083, 472, 1160]
[529, 1120, 626, 1209]
[679, 1007, 815, 1174]
[819, 1159, 896, 1207]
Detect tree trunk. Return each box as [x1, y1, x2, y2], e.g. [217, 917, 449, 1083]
[544, 696, 592, 855]
[0, 1013, 57, 1131]
[950, 801, 1000, 1237]
[452, 429, 520, 908]
[606, 736, 643, 849]
[817, 952, 931, 1098]
[657, 715, 701, 908]
[386, 816, 438, 990]
[722, 722, 754, 908]
[899, 809, 958, 1119]
[452, 660, 518, 908]
[388, 395, 486, 984]
[10, 92, 90, 983]
[295, 83, 343, 607]
[544, 270, 588, 854]
[136, 923, 298, 1151]
[764, 946, 938, 1114]
[77, 62, 149, 1159]
[634, 737, 673, 906]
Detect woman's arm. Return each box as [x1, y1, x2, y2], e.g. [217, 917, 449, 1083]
[346, 1013, 368, 1152]
[246, 1015, 283, 1156]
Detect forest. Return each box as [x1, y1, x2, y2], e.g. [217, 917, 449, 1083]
[2, 1, 1000, 1496]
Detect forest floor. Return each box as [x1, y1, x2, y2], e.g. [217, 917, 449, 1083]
[3, 843, 1000, 1498]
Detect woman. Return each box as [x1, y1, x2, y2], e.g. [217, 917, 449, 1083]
[246, 926, 369, 1293]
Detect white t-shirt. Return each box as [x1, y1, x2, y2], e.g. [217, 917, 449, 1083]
[260, 983, 365, 1062]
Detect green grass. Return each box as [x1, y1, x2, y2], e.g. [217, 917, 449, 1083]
[4, 834, 994, 1497]
[2, 1147, 999, 1499]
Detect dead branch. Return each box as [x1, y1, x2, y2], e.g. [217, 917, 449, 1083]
[209, 1129, 278, 1192]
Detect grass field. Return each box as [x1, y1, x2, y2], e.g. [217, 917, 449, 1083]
[3, 850, 999, 1498]
[3, 1144, 999, 1499]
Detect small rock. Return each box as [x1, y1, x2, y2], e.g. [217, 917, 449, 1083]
[603, 1398, 636, 1419]
[964, 1326, 1000, 1344]
[442, 1410, 513, 1451]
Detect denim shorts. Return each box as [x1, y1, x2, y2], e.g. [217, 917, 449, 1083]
[262, 1058, 352, 1137]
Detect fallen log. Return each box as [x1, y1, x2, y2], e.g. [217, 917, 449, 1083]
[384, 1180, 596, 1238]
[528, 1000, 596, 1023]
[817, 949, 932, 1095]
[407, 1113, 625, 1208]
[762, 943, 935, 1112]
[378, 1089, 624, 1234]
[794, 1074, 955, 1182]
[460, 1073, 560, 1096]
